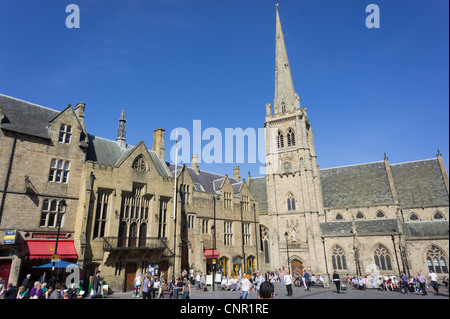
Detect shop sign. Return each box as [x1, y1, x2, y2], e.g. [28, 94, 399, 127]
[3, 230, 16, 244]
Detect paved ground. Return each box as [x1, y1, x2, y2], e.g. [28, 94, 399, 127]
[106, 284, 449, 300]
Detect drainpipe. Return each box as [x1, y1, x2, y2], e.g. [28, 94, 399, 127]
[0, 133, 18, 223]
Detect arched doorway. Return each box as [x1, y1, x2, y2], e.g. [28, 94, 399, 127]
[290, 259, 304, 276]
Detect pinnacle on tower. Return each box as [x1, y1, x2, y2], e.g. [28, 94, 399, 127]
[116, 108, 127, 148]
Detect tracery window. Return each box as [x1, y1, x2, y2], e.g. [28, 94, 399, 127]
[426, 245, 448, 274]
[133, 155, 147, 172]
[331, 246, 348, 270]
[374, 245, 392, 271]
[277, 131, 284, 148]
[287, 129, 296, 147]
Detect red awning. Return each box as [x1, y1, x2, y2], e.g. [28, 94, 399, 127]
[26, 240, 78, 259]
[204, 249, 219, 259]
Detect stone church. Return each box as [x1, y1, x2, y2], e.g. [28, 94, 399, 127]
[252, 8, 449, 281]
[0, 8, 448, 292]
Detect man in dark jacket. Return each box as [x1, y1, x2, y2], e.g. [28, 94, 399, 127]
[3, 283, 17, 299]
[89, 271, 102, 299]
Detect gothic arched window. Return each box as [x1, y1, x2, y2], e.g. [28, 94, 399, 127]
[374, 245, 392, 271]
[287, 129, 296, 147]
[426, 245, 448, 274]
[331, 246, 348, 270]
[277, 131, 284, 148]
[335, 213, 344, 221]
[409, 213, 419, 221]
[287, 195, 296, 211]
[356, 212, 365, 219]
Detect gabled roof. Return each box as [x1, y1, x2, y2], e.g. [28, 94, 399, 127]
[86, 134, 170, 177]
[0, 94, 59, 139]
[167, 163, 242, 194]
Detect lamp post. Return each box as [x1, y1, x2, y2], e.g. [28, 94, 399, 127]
[240, 200, 246, 276]
[253, 203, 259, 272]
[52, 200, 67, 271]
[391, 231, 402, 279]
[321, 237, 331, 285]
[284, 232, 291, 274]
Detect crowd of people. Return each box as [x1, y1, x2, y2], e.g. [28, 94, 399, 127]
[0, 272, 73, 299]
[2, 267, 447, 299]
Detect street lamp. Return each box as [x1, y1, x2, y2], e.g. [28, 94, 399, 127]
[284, 232, 291, 274]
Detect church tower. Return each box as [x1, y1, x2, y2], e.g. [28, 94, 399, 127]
[265, 6, 325, 275]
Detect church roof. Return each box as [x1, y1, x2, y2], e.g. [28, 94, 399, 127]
[0, 94, 59, 139]
[320, 159, 448, 209]
[320, 161, 394, 208]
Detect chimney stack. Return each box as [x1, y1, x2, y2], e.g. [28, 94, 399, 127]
[191, 154, 199, 173]
[152, 128, 165, 160]
[233, 166, 241, 182]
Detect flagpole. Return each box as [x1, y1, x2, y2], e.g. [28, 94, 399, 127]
[172, 132, 178, 280]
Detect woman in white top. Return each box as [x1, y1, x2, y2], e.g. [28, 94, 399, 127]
[285, 271, 293, 296]
[241, 275, 251, 299]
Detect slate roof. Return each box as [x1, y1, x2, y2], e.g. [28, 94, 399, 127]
[248, 177, 268, 213]
[320, 159, 448, 209]
[320, 219, 399, 236]
[86, 134, 170, 177]
[167, 164, 242, 194]
[0, 94, 60, 139]
[320, 161, 394, 208]
[404, 220, 449, 238]
[390, 159, 449, 207]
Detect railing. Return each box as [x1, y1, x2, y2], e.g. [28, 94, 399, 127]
[102, 237, 168, 251]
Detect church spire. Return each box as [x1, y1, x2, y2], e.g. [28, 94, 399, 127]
[116, 108, 127, 148]
[274, 6, 300, 114]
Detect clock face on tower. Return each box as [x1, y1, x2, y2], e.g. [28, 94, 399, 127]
[283, 161, 291, 170]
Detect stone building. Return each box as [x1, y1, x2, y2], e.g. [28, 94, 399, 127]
[0, 95, 87, 287]
[254, 7, 449, 281]
[167, 159, 263, 281]
[0, 7, 448, 293]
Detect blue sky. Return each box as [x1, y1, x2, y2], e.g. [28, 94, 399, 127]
[0, 0, 448, 178]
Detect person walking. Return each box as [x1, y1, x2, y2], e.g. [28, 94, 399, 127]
[428, 270, 439, 294]
[254, 270, 265, 296]
[303, 271, 311, 291]
[241, 275, 251, 299]
[182, 277, 191, 299]
[133, 273, 142, 298]
[142, 275, 150, 299]
[417, 272, 428, 296]
[401, 273, 409, 294]
[89, 270, 102, 299]
[333, 271, 341, 294]
[284, 271, 293, 297]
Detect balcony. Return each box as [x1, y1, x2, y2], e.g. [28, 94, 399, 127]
[102, 237, 168, 252]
